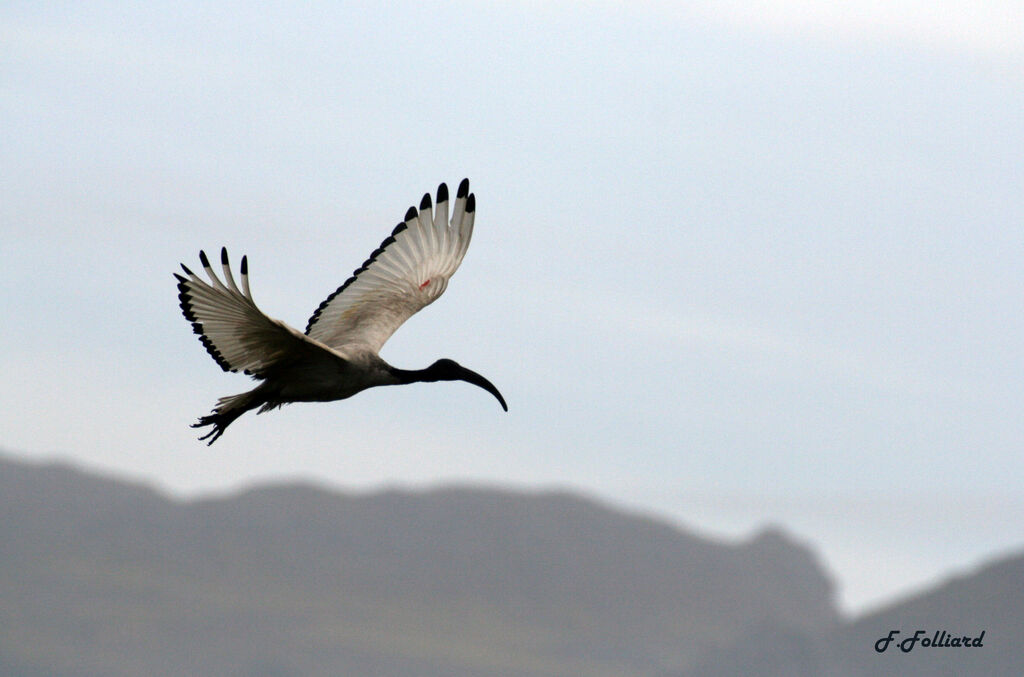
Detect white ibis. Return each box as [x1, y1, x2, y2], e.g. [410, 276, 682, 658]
[175, 179, 507, 444]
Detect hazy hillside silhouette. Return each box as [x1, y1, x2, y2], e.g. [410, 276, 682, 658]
[0, 454, 835, 677]
[2, 454, 1020, 676]
[681, 548, 1023, 677]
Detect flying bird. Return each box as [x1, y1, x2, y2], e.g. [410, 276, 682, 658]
[175, 178, 507, 444]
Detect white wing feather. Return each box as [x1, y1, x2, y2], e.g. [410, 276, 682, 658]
[304, 179, 476, 354]
[176, 248, 340, 377]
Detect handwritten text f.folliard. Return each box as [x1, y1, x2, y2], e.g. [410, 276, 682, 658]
[875, 630, 985, 653]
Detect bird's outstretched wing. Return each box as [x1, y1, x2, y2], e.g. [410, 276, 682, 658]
[304, 178, 476, 353]
[175, 248, 337, 378]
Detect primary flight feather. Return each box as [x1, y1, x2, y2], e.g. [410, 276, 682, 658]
[175, 179, 507, 444]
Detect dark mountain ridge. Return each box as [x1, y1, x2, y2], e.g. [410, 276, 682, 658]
[680, 547, 1024, 677]
[6, 454, 1022, 675]
[0, 454, 835, 677]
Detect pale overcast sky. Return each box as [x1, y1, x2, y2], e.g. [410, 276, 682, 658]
[2, 1, 1022, 614]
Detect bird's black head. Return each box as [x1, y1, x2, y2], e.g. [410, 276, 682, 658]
[425, 359, 508, 411]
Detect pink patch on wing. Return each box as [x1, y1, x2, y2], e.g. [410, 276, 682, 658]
[419, 279, 431, 290]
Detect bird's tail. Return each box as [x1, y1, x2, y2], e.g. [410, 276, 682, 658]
[191, 390, 263, 445]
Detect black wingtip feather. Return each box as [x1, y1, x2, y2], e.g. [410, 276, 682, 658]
[457, 178, 469, 198]
[437, 183, 448, 203]
[221, 247, 229, 264]
[175, 279, 234, 373]
[392, 222, 407, 236]
[241, 255, 248, 275]
[466, 193, 475, 213]
[199, 250, 210, 268]
[420, 193, 431, 210]
[181, 263, 194, 276]
[404, 206, 418, 222]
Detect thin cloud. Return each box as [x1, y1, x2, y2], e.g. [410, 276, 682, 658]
[687, 0, 1024, 56]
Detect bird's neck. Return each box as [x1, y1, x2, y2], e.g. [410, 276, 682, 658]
[386, 365, 436, 385]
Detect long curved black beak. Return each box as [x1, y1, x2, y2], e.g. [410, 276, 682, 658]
[456, 366, 508, 411]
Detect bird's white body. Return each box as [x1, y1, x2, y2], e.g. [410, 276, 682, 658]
[175, 179, 506, 444]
